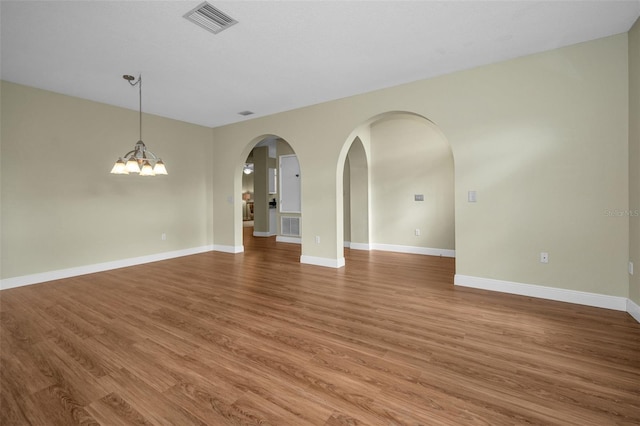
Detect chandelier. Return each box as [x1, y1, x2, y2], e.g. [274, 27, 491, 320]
[110, 74, 168, 176]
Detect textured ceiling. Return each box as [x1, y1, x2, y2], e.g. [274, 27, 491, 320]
[1, 0, 639, 128]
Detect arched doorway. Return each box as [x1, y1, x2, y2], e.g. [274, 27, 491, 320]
[343, 136, 370, 250]
[239, 135, 302, 257]
[339, 112, 454, 261]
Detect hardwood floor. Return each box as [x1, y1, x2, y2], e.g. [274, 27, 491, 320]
[2, 228, 639, 425]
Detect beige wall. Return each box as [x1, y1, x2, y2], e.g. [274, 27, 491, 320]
[1, 32, 633, 301]
[212, 34, 629, 296]
[370, 114, 454, 250]
[252, 146, 269, 234]
[630, 18, 640, 304]
[1, 81, 214, 279]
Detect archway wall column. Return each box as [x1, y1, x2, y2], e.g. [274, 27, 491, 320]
[212, 34, 629, 299]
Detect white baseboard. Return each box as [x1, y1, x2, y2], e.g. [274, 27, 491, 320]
[372, 243, 455, 258]
[212, 244, 244, 254]
[300, 255, 345, 268]
[627, 299, 640, 323]
[1, 245, 215, 291]
[454, 274, 628, 312]
[349, 242, 372, 251]
[253, 231, 275, 237]
[276, 236, 302, 244]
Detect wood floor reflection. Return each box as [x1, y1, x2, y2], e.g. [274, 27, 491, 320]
[2, 228, 639, 425]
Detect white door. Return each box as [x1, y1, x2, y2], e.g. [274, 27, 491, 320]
[279, 155, 301, 213]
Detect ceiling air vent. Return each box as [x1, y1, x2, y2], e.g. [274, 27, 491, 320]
[184, 2, 238, 35]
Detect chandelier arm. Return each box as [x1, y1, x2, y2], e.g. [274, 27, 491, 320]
[144, 150, 159, 160]
[123, 149, 159, 162]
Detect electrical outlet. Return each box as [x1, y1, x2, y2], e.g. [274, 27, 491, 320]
[315, 236, 320, 244]
[630, 261, 634, 275]
[161, 233, 167, 241]
[415, 229, 421, 236]
[540, 252, 549, 264]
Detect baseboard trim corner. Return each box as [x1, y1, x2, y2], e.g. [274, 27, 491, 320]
[276, 236, 302, 244]
[627, 299, 640, 323]
[349, 242, 372, 251]
[253, 231, 275, 237]
[300, 255, 345, 268]
[212, 244, 244, 254]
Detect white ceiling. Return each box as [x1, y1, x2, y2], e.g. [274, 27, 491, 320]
[2, 0, 639, 128]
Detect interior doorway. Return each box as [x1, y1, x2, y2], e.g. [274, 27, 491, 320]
[341, 112, 454, 262]
[242, 151, 255, 226]
[240, 136, 301, 258]
[343, 137, 370, 250]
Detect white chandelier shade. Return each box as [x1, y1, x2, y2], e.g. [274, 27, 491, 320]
[110, 140, 167, 176]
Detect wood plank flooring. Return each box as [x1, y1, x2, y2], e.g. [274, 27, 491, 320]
[2, 228, 639, 425]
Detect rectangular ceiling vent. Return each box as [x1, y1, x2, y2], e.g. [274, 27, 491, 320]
[184, 2, 238, 35]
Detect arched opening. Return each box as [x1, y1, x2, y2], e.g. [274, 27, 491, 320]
[339, 111, 454, 263]
[238, 135, 301, 258]
[343, 136, 370, 250]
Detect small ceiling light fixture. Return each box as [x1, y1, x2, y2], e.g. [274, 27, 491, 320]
[110, 74, 168, 176]
[243, 163, 254, 174]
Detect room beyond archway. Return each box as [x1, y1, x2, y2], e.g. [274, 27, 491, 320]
[239, 136, 301, 256]
[340, 112, 455, 261]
